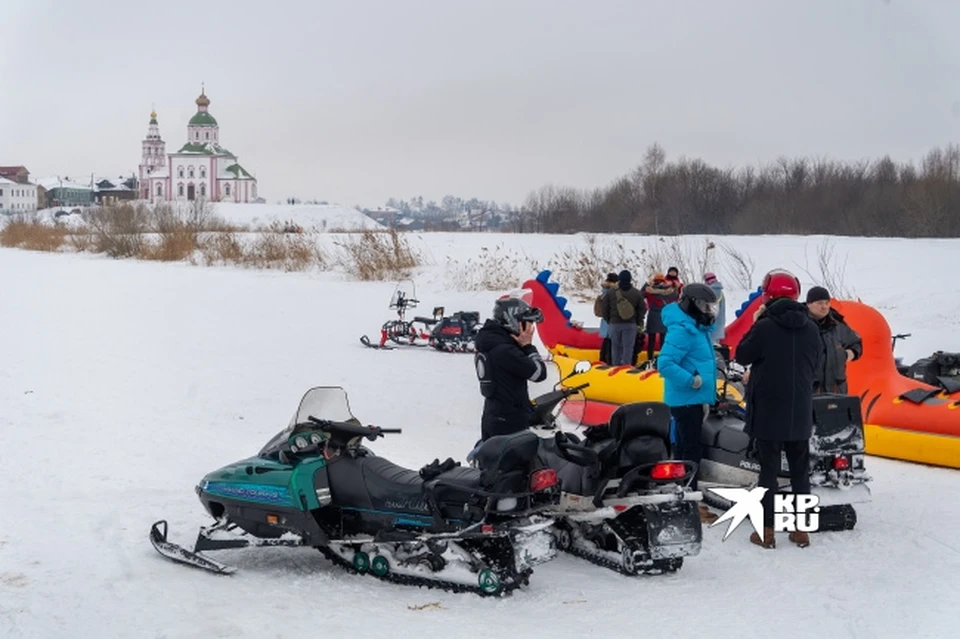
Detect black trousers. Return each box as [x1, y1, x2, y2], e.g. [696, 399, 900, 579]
[754, 439, 811, 528]
[670, 404, 707, 490]
[600, 337, 612, 365]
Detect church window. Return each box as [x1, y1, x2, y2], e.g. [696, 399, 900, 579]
[225, 183, 231, 196]
[200, 166, 206, 179]
[205, 132, 209, 140]
[200, 184, 206, 197]
[178, 183, 184, 197]
[188, 167, 195, 179]
[178, 167, 184, 179]
[156, 183, 163, 196]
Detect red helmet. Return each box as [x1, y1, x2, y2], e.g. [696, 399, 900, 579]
[761, 269, 801, 304]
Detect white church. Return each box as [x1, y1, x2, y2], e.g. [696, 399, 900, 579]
[138, 89, 259, 203]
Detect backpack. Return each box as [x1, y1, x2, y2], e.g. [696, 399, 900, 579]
[615, 290, 635, 321]
[593, 292, 605, 318]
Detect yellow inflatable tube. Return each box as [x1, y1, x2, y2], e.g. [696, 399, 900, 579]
[553, 352, 666, 403]
[552, 352, 743, 409]
[864, 424, 960, 469]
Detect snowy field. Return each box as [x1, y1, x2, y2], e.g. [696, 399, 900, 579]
[1, 233, 959, 639]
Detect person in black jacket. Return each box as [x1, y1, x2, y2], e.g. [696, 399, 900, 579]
[805, 286, 863, 394]
[474, 297, 548, 441]
[735, 269, 820, 550]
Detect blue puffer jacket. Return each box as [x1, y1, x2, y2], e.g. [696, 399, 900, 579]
[658, 302, 718, 407]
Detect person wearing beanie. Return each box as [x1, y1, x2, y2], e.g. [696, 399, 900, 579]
[703, 272, 725, 343]
[641, 272, 679, 367]
[805, 286, 862, 394]
[665, 266, 684, 295]
[601, 269, 646, 366]
[593, 272, 620, 364]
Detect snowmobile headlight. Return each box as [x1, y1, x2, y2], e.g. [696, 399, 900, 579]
[294, 436, 308, 450]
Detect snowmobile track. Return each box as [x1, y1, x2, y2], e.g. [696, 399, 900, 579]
[316, 545, 531, 597]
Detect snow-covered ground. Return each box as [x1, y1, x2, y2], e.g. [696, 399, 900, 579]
[1, 234, 959, 639]
[212, 202, 383, 231]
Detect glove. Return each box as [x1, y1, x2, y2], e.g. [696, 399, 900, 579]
[691, 374, 703, 390]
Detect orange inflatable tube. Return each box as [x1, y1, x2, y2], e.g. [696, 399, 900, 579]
[723, 297, 960, 469]
[824, 300, 960, 469]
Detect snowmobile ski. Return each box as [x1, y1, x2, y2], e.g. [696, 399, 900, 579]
[359, 334, 394, 350]
[149, 520, 237, 575]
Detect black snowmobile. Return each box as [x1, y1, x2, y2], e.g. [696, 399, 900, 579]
[360, 285, 480, 353]
[893, 333, 960, 394]
[698, 357, 872, 531]
[150, 386, 560, 596]
[474, 361, 703, 576]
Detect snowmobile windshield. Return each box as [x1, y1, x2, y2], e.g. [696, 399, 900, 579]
[258, 387, 360, 457]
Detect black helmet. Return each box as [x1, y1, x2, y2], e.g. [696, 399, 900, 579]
[678, 283, 719, 327]
[492, 297, 543, 336]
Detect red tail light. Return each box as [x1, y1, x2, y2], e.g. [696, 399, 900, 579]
[650, 462, 688, 480]
[832, 455, 850, 471]
[529, 469, 558, 492]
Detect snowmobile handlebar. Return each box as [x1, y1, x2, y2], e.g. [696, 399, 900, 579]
[530, 383, 591, 428]
[307, 416, 402, 440]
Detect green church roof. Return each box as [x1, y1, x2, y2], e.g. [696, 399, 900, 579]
[188, 111, 218, 127]
[225, 163, 254, 179]
[176, 142, 234, 156]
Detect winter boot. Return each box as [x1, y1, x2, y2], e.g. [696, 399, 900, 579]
[699, 504, 718, 524]
[788, 531, 810, 548]
[750, 527, 776, 548]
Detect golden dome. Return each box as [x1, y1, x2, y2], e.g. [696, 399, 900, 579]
[150, 109, 157, 119]
[195, 91, 210, 108]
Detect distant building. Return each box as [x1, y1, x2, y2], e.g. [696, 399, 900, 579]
[0, 177, 38, 214]
[36, 177, 94, 208]
[139, 88, 259, 203]
[0, 166, 31, 184]
[94, 176, 138, 205]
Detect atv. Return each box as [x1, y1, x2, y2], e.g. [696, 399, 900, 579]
[150, 386, 559, 596]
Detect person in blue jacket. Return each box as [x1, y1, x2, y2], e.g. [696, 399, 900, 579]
[656, 283, 720, 521]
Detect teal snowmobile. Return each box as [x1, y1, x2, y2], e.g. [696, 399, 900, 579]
[150, 386, 560, 596]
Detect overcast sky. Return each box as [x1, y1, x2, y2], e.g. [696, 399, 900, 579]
[1, 0, 958, 208]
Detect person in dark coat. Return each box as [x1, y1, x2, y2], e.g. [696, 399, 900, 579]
[594, 272, 619, 365]
[641, 273, 679, 367]
[474, 297, 548, 441]
[805, 286, 863, 394]
[734, 269, 820, 549]
[601, 270, 646, 366]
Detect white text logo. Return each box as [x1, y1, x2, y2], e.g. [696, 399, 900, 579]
[708, 488, 820, 539]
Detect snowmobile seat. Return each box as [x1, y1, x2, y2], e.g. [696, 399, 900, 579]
[716, 425, 750, 454]
[435, 466, 483, 490]
[476, 431, 541, 493]
[700, 417, 723, 447]
[326, 456, 432, 516]
[608, 402, 671, 443]
[621, 436, 668, 468]
[424, 466, 486, 520]
[414, 315, 439, 325]
[536, 436, 603, 496]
